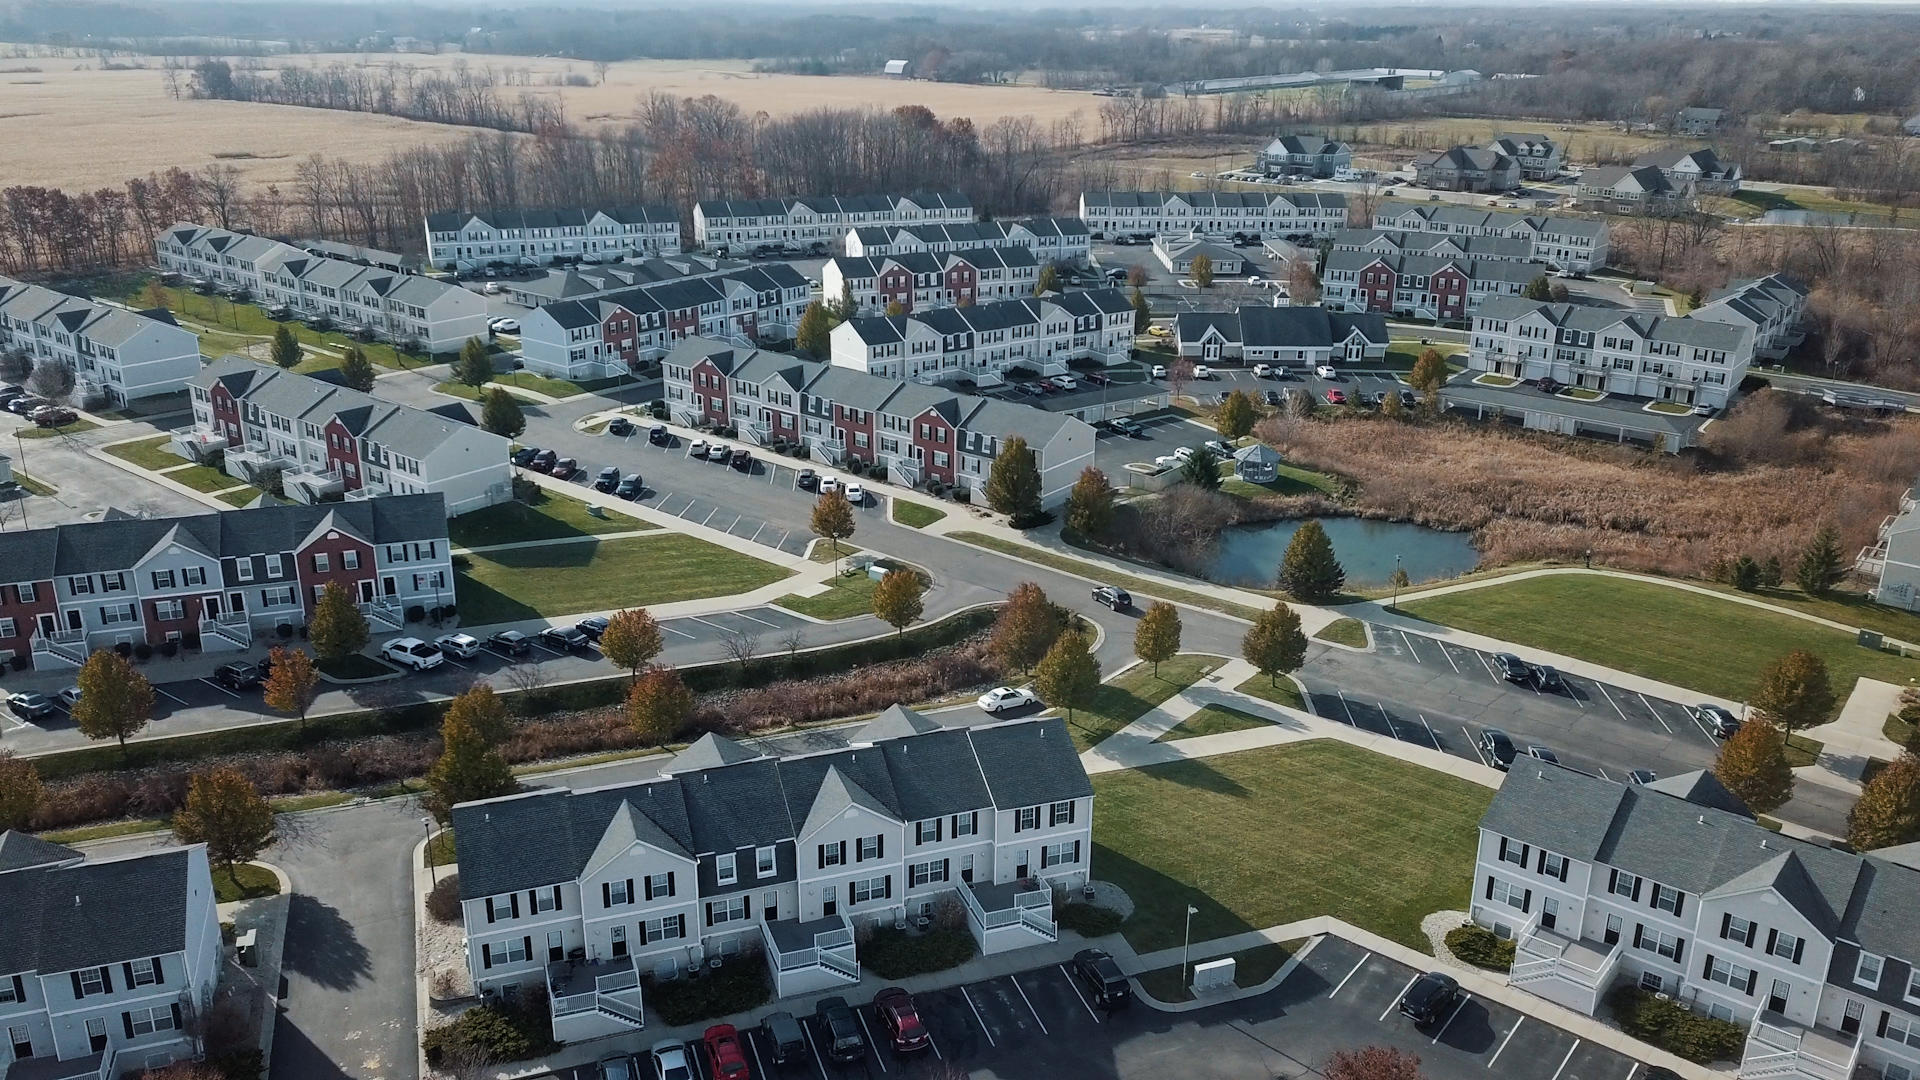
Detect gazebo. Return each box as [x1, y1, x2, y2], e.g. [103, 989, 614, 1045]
[1233, 443, 1282, 483]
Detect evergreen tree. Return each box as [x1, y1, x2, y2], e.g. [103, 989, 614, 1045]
[172, 767, 275, 886]
[984, 436, 1043, 524]
[0, 749, 42, 831]
[1242, 602, 1308, 686]
[269, 324, 303, 369]
[796, 301, 833, 356]
[308, 581, 370, 662]
[1133, 602, 1182, 677]
[1190, 254, 1214, 289]
[261, 646, 320, 729]
[445, 683, 514, 748]
[1130, 287, 1152, 335]
[1408, 349, 1449, 392]
[599, 608, 664, 682]
[1034, 629, 1100, 722]
[480, 387, 526, 438]
[455, 338, 493, 387]
[1750, 649, 1835, 733]
[871, 569, 925, 635]
[1523, 274, 1553, 301]
[72, 649, 154, 754]
[1847, 755, 1920, 850]
[424, 710, 516, 821]
[1180, 446, 1222, 491]
[1731, 555, 1762, 591]
[1711, 720, 1795, 814]
[838, 279, 856, 322]
[1064, 466, 1115, 538]
[1795, 524, 1844, 596]
[1278, 520, 1346, 602]
[1215, 390, 1255, 440]
[338, 344, 376, 392]
[990, 582, 1066, 674]
[626, 666, 694, 746]
[1035, 263, 1061, 295]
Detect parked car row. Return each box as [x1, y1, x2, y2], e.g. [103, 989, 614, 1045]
[598, 986, 943, 1080]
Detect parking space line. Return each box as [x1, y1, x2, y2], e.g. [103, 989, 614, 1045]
[748, 522, 766, 544]
[1397, 628, 1423, 663]
[801, 1020, 831, 1080]
[676, 498, 698, 518]
[1637, 692, 1673, 733]
[1011, 975, 1050, 1035]
[689, 616, 735, 633]
[1431, 993, 1472, 1044]
[1548, 1040, 1581, 1080]
[777, 530, 792, 550]
[155, 686, 188, 705]
[855, 1011, 886, 1073]
[735, 611, 780, 629]
[1437, 642, 1462, 674]
[1380, 973, 1421, 1021]
[1475, 651, 1503, 682]
[1488, 1017, 1523, 1068]
[960, 986, 996, 1047]
[661, 623, 696, 639]
[1058, 963, 1102, 1023]
[1336, 690, 1359, 727]
[722, 514, 741, 533]
[1597, 766, 1612, 781]
[1463, 727, 1489, 766]
[1417, 714, 1441, 750]
[1621, 1062, 1638, 1080]
[701, 506, 719, 526]
[1329, 954, 1370, 998]
[199, 678, 240, 699]
[1375, 702, 1400, 740]
[1596, 681, 1632, 723]
[746, 1030, 768, 1077]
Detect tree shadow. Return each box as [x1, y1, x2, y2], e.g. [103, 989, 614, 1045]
[280, 894, 373, 992]
[269, 1007, 357, 1080]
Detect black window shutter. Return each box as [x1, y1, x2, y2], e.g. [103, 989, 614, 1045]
[100, 967, 112, 994]
[1633, 924, 1644, 949]
[705, 902, 715, 925]
[1702, 953, 1713, 979]
[522, 936, 531, 960]
[482, 943, 493, 969]
[1499, 838, 1508, 861]
[1522, 889, 1532, 913]
[1879, 1012, 1891, 1039]
[943, 858, 952, 880]
[838, 841, 846, 865]
[1067, 802, 1076, 824]
[170, 1004, 182, 1029]
[668, 872, 676, 898]
[1744, 923, 1756, 947]
[1673, 892, 1684, 919]
[1632, 878, 1643, 902]
[1520, 845, 1530, 865]
[70, 972, 84, 998]
[123, 1013, 135, 1039]
[1557, 859, 1568, 883]
[644, 876, 655, 902]
[744, 895, 753, 918]
[883, 876, 892, 900]
[509, 893, 520, 919]
[123, 962, 136, 987]
[528, 890, 538, 913]
[1485, 876, 1495, 901]
[601, 882, 611, 908]
[1765, 928, 1777, 953]
[818, 844, 826, 869]
[1673, 938, 1685, 965]
[625, 878, 634, 905]
[486, 897, 496, 922]
[1072, 840, 1081, 863]
[1792, 939, 1804, 964]
[936, 818, 944, 841]
[11, 975, 22, 1000]
[971, 812, 978, 834]
[1721, 913, 1732, 939]
[152, 958, 164, 985]
[553, 887, 563, 911]
[878, 834, 884, 859]
[1608, 869, 1618, 893]
[1534, 848, 1545, 873]
[676, 914, 686, 938]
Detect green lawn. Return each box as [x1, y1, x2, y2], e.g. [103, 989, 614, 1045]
[1686, 584, 1920, 648]
[1156, 704, 1272, 742]
[426, 829, 457, 869]
[1383, 339, 1465, 371]
[1221, 460, 1346, 500]
[433, 380, 540, 404]
[163, 463, 246, 494]
[16, 420, 99, 439]
[120, 283, 435, 370]
[216, 487, 268, 507]
[1067, 654, 1225, 751]
[454, 534, 791, 625]
[1094, 740, 1491, 953]
[448, 490, 645, 548]
[774, 570, 878, 621]
[1133, 941, 1298, 1003]
[1402, 576, 1920, 717]
[892, 501, 948, 528]
[212, 862, 282, 903]
[952, 531, 1264, 622]
[811, 542, 861, 563]
[104, 435, 187, 470]
[490, 371, 589, 399]
[1646, 401, 1693, 415]
[1313, 618, 1369, 648]
[1235, 674, 1307, 711]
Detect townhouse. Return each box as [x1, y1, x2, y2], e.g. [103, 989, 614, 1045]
[0, 834, 221, 1080]
[1322, 248, 1546, 321]
[450, 711, 1092, 1043]
[1332, 228, 1538, 263]
[661, 339, 1095, 503]
[1255, 134, 1353, 178]
[844, 217, 1091, 267]
[692, 193, 974, 251]
[0, 491, 453, 668]
[1692, 275, 1808, 360]
[0, 277, 199, 407]
[1475, 763, 1920, 1080]
[1411, 147, 1521, 193]
[1468, 296, 1753, 409]
[820, 246, 1040, 316]
[155, 223, 488, 354]
[1153, 237, 1245, 277]
[1676, 107, 1726, 136]
[1575, 166, 1685, 214]
[1079, 191, 1350, 242]
[423, 206, 683, 271]
[1860, 484, 1920, 613]
[1634, 147, 1742, 195]
[517, 264, 811, 382]
[1371, 203, 1611, 273]
[503, 255, 746, 309]
[187, 357, 510, 514]
[1487, 133, 1563, 180]
[1173, 305, 1388, 366]
[829, 290, 1135, 382]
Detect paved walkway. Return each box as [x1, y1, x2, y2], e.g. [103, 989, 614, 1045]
[215, 861, 292, 1077]
[1805, 678, 1909, 780]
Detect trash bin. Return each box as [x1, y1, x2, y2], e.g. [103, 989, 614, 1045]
[235, 929, 258, 968]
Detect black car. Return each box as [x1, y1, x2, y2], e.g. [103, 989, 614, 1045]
[575, 616, 610, 642]
[795, 468, 818, 491]
[760, 1012, 807, 1065]
[1264, 389, 1284, 406]
[1399, 971, 1461, 1027]
[541, 625, 590, 651]
[594, 466, 622, 492]
[730, 448, 752, 471]
[1492, 652, 1533, 683]
[1071, 948, 1133, 1009]
[1108, 418, 1147, 439]
[213, 661, 265, 690]
[1527, 745, 1561, 765]
[528, 449, 558, 473]
[511, 446, 541, 467]
[1091, 584, 1132, 611]
[1696, 703, 1741, 739]
[1528, 664, 1566, 694]
[607, 416, 634, 437]
[648, 425, 671, 446]
[1399, 390, 1419, 409]
[614, 473, 644, 500]
[7, 692, 56, 721]
[1479, 727, 1518, 771]
[488, 630, 532, 657]
[813, 997, 865, 1064]
[1627, 769, 1659, 785]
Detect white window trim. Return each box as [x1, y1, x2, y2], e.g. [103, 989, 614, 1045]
[716, 853, 737, 886]
[1855, 951, 1884, 988]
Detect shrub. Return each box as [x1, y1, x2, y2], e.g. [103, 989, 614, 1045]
[114, 641, 131, 657]
[426, 873, 463, 924]
[860, 926, 976, 979]
[134, 643, 153, 661]
[406, 605, 426, 623]
[869, 464, 887, 483]
[1444, 925, 1515, 971]
[160, 641, 179, 658]
[1607, 986, 1744, 1063]
[421, 993, 557, 1066]
[276, 624, 293, 639]
[1054, 902, 1123, 938]
[647, 962, 771, 1026]
[204, 1050, 264, 1080]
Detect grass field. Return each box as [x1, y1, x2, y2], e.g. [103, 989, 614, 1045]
[1707, 186, 1904, 222]
[212, 862, 283, 903]
[104, 435, 187, 470]
[158, 462, 243, 494]
[952, 531, 1265, 622]
[433, 380, 541, 404]
[216, 486, 268, 507]
[13, 472, 56, 496]
[1401, 575, 1920, 715]
[1235, 674, 1306, 711]
[454, 533, 790, 624]
[892, 501, 948, 529]
[1094, 740, 1490, 953]
[448, 490, 644, 548]
[1221, 460, 1345, 500]
[1313, 618, 1369, 648]
[774, 570, 877, 621]
[15, 419, 98, 439]
[1067, 654, 1225, 751]
[99, 281, 436, 369]
[1155, 704, 1271, 743]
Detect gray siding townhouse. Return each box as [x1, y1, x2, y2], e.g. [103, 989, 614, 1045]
[0, 277, 199, 406]
[1488, 133, 1563, 180]
[829, 290, 1135, 381]
[844, 218, 1091, 266]
[1323, 247, 1545, 321]
[1475, 764, 1920, 1080]
[503, 254, 746, 309]
[821, 246, 1040, 317]
[1371, 203, 1610, 273]
[1635, 147, 1743, 195]
[1174, 305, 1388, 365]
[1575, 166, 1684, 213]
[423, 206, 683, 271]
[693, 193, 974, 251]
[1859, 484, 1920, 613]
[1692, 275, 1808, 360]
[1411, 147, 1521, 193]
[1078, 191, 1349, 242]
[1255, 134, 1353, 178]
[1676, 107, 1726, 136]
[1469, 296, 1753, 410]
[450, 711, 1092, 1044]
[1152, 237, 1245, 277]
[0, 834, 221, 1080]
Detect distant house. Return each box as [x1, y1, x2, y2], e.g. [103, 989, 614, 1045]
[1674, 107, 1725, 136]
[1255, 134, 1353, 179]
[1574, 165, 1683, 213]
[1768, 137, 1822, 154]
[1487, 133, 1562, 180]
[883, 59, 910, 77]
[1692, 274, 1808, 360]
[1904, 114, 1920, 137]
[1152, 236, 1245, 277]
[1633, 147, 1742, 195]
[1411, 147, 1520, 193]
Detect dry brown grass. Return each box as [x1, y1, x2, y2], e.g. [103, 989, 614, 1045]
[1253, 396, 1913, 577]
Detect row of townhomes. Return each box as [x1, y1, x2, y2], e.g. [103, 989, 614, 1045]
[1576, 148, 1742, 213]
[1411, 146, 1521, 193]
[502, 254, 749, 309]
[661, 339, 1094, 502]
[423, 206, 683, 271]
[1323, 247, 1547, 321]
[0, 492, 453, 669]
[1254, 134, 1354, 178]
[692, 193, 974, 250]
[1078, 191, 1350, 241]
[155, 224, 488, 353]
[185, 357, 512, 514]
[844, 217, 1091, 266]
[1467, 296, 1754, 410]
[517, 264, 812, 382]
[1691, 275, 1810, 361]
[0, 277, 199, 406]
[451, 710, 1094, 1043]
[829, 290, 1136, 382]
[0, 832, 221, 1080]
[1488, 133, 1564, 180]
[821, 247, 1040, 316]
[1475, 764, 1920, 1080]
[1860, 482, 1920, 613]
[1372, 203, 1611, 273]
[1173, 305, 1389, 365]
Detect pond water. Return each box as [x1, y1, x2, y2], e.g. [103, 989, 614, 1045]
[1753, 208, 1900, 228]
[1206, 517, 1480, 589]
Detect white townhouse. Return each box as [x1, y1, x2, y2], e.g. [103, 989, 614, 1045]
[829, 290, 1135, 382]
[821, 247, 1040, 317]
[423, 206, 683, 271]
[0, 277, 198, 406]
[844, 218, 1091, 266]
[0, 834, 221, 1080]
[1488, 133, 1563, 180]
[1469, 296, 1752, 409]
[1079, 191, 1349, 242]
[1633, 147, 1743, 196]
[449, 711, 1093, 1044]
[1372, 202, 1611, 273]
[1255, 134, 1353, 179]
[1173, 305, 1388, 366]
[1475, 765, 1920, 1080]
[187, 356, 510, 516]
[693, 193, 974, 251]
[663, 339, 1095, 504]
[155, 224, 488, 354]
[1693, 275, 1808, 361]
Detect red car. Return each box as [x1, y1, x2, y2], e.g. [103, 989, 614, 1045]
[549, 457, 579, 481]
[703, 1024, 750, 1079]
[1323, 388, 1347, 405]
[873, 987, 931, 1053]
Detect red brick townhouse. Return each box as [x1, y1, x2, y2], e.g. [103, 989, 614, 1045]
[1322, 249, 1543, 322]
[660, 339, 1094, 505]
[820, 246, 1040, 317]
[0, 493, 451, 670]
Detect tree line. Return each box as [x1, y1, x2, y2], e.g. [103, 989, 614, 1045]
[188, 58, 569, 134]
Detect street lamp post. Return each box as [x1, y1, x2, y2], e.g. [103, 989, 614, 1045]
[422, 816, 438, 885]
[1585, 547, 1593, 570]
[1182, 903, 1198, 987]
[1393, 553, 1402, 611]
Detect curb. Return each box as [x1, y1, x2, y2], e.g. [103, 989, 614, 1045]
[1129, 935, 1321, 1013]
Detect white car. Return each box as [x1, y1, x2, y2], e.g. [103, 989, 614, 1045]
[1251, 363, 1273, 378]
[1314, 365, 1338, 380]
[978, 686, 1038, 713]
[482, 281, 501, 294]
[844, 480, 865, 504]
[57, 686, 81, 707]
[381, 637, 444, 671]
[650, 1040, 693, 1080]
[489, 317, 520, 334]
[1050, 375, 1078, 391]
[819, 475, 840, 495]
[1150, 365, 1168, 379]
[1193, 365, 1213, 380]
[1154, 454, 1182, 470]
[434, 633, 481, 660]
[1172, 446, 1198, 463]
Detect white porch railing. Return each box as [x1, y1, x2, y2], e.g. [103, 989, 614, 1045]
[1739, 1012, 1860, 1080]
[548, 959, 644, 1027]
[33, 627, 87, 666]
[762, 919, 860, 982]
[959, 882, 1054, 932]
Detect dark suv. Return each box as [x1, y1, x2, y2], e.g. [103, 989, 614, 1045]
[1399, 971, 1461, 1027]
[1479, 727, 1518, 771]
[813, 997, 865, 1064]
[1528, 664, 1566, 694]
[1091, 585, 1132, 611]
[213, 661, 266, 690]
[1071, 948, 1132, 1009]
[1492, 652, 1533, 684]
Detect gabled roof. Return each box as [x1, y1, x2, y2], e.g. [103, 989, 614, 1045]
[1580, 165, 1675, 195]
[856, 704, 944, 744]
[0, 846, 194, 976]
[0, 831, 81, 873]
[667, 732, 765, 774]
[1414, 146, 1513, 172]
[191, 357, 505, 463]
[1081, 191, 1348, 213]
[1473, 297, 1749, 351]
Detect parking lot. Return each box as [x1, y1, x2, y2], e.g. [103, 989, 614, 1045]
[546, 937, 1658, 1080]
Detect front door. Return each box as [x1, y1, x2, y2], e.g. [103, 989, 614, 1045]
[611, 925, 628, 959]
[960, 854, 975, 884]
[357, 580, 374, 603]
[64, 609, 81, 631]
[547, 931, 565, 963]
[763, 891, 778, 922]
[822, 886, 838, 917]
[36, 613, 56, 636]
[1841, 1000, 1863, 1035]
[203, 595, 221, 618]
[85, 1018, 106, 1053]
[1015, 851, 1030, 879]
[1768, 979, 1790, 1014]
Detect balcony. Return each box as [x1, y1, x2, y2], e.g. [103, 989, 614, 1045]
[1739, 1012, 1860, 1080]
[225, 447, 293, 484]
[547, 956, 644, 1042]
[960, 880, 1056, 956]
[200, 610, 251, 652]
[1506, 921, 1619, 1014]
[762, 915, 860, 998]
[281, 464, 345, 505]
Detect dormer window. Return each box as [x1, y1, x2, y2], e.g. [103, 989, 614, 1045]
[716, 853, 737, 886]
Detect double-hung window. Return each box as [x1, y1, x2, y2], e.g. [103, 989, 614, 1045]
[756, 846, 776, 878]
[716, 853, 737, 886]
[1014, 807, 1039, 833]
[126, 1005, 176, 1037]
[1488, 877, 1529, 912]
[1041, 841, 1080, 868]
[1856, 952, 1884, 988]
[1704, 955, 1755, 993]
[1049, 801, 1076, 826]
[1769, 930, 1802, 963]
[850, 876, 890, 904]
[1650, 883, 1684, 916]
[909, 860, 948, 887]
[1636, 927, 1684, 962]
[856, 835, 882, 862]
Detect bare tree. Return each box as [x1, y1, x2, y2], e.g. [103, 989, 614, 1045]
[778, 626, 806, 660]
[719, 631, 761, 673]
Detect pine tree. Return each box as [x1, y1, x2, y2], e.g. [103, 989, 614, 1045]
[1847, 755, 1920, 850]
[338, 344, 376, 392]
[455, 338, 493, 387]
[480, 387, 526, 438]
[1711, 719, 1795, 814]
[445, 684, 514, 748]
[0, 749, 43, 831]
[1035, 263, 1061, 295]
[1065, 466, 1114, 538]
[1034, 629, 1100, 722]
[990, 582, 1065, 674]
[796, 301, 833, 356]
[308, 581, 370, 663]
[269, 324, 303, 369]
[1242, 602, 1308, 686]
[838, 280, 857, 322]
[1408, 349, 1450, 392]
[72, 649, 154, 754]
[261, 646, 320, 729]
[1130, 287, 1152, 335]
[599, 608, 663, 682]
[626, 666, 694, 746]
[984, 436, 1043, 524]
[1215, 390, 1255, 440]
[172, 767, 276, 886]
[871, 569, 925, 635]
[1180, 447, 1222, 490]
[810, 489, 856, 555]
[1190, 254, 1214, 289]
[1750, 649, 1835, 733]
[1133, 602, 1182, 677]
[424, 710, 516, 821]
[1523, 274, 1553, 301]
[1278, 520, 1346, 602]
[1795, 525, 1844, 596]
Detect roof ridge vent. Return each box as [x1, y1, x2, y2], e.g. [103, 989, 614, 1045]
[1698, 815, 1707, 825]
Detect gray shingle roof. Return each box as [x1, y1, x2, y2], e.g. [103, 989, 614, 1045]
[0, 847, 193, 975]
[0, 831, 81, 873]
